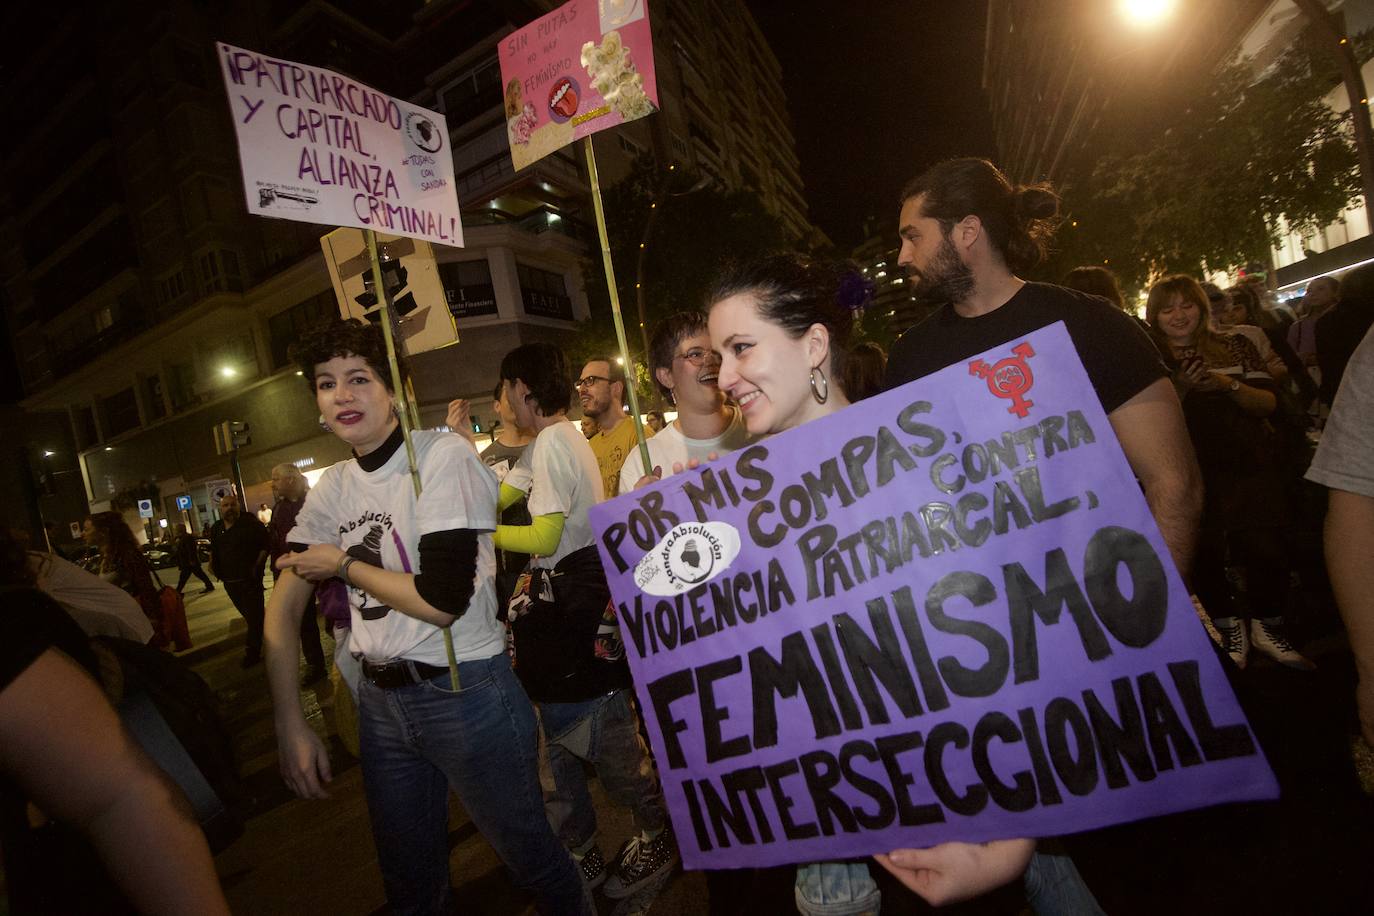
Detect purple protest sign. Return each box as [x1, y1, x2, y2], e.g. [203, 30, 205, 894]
[589, 322, 1278, 870]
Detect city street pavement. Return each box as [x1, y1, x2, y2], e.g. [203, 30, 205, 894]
[184, 577, 1374, 915]
[183, 575, 718, 915]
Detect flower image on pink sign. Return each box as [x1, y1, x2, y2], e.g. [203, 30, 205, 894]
[588, 323, 1279, 870]
[498, 0, 659, 171]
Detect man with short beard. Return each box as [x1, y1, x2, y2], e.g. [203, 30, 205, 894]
[578, 356, 651, 498]
[209, 493, 270, 667]
[887, 157, 1200, 576]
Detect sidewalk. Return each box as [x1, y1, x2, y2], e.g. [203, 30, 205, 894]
[189, 575, 710, 915]
[186, 578, 1374, 915]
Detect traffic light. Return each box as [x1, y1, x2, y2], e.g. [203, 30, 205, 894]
[229, 421, 251, 448]
[355, 256, 417, 321]
[213, 420, 251, 454]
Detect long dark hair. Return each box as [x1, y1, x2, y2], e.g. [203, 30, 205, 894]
[901, 158, 1060, 273]
[706, 253, 857, 389]
[86, 511, 145, 576]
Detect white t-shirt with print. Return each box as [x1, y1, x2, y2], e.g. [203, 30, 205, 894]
[618, 406, 754, 494]
[509, 419, 603, 568]
[288, 430, 503, 665]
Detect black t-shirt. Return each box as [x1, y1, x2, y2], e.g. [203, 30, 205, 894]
[884, 282, 1167, 413]
[209, 515, 269, 582]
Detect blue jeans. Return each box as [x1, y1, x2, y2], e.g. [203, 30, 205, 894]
[1023, 850, 1105, 915]
[540, 689, 666, 850]
[794, 861, 880, 916]
[356, 652, 591, 916]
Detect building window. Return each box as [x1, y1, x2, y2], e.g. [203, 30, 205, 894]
[93, 305, 115, 333]
[268, 291, 337, 368]
[670, 131, 690, 162]
[456, 155, 513, 196]
[438, 259, 498, 319]
[73, 405, 97, 450]
[517, 264, 573, 320]
[199, 249, 243, 293]
[167, 363, 196, 411]
[103, 387, 141, 438]
[157, 268, 192, 308]
[143, 374, 166, 421]
[440, 58, 502, 128]
[618, 134, 646, 158]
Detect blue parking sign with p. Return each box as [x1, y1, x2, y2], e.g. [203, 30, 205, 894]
[176, 495, 193, 511]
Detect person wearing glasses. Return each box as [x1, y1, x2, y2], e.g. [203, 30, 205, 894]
[577, 356, 652, 498]
[620, 311, 755, 494]
[495, 342, 678, 899]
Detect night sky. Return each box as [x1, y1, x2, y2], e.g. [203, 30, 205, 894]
[746, 0, 998, 249]
[0, 2, 999, 406]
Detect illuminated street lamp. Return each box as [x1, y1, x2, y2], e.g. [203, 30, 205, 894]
[220, 366, 237, 379]
[1118, 0, 1175, 28]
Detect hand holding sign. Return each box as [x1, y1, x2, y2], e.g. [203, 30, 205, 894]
[874, 839, 1036, 907]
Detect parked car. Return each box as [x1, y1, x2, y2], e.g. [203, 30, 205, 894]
[141, 542, 177, 570]
[72, 545, 102, 573]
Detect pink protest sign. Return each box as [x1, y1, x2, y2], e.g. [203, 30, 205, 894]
[498, 0, 659, 171]
[588, 323, 1279, 869]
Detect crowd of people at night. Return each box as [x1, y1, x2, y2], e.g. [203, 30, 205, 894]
[3, 157, 1373, 914]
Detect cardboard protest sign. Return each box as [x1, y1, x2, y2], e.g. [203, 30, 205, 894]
[217, 42, 463, 247]
[589, 323, 1278, 870]
[498, 0, 659, 171]
[320, 229, 457, 356]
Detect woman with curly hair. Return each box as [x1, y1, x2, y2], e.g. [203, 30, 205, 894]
[82, 510, 165, 645]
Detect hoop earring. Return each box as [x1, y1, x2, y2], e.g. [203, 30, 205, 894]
[318, 414, 332, 432]
[810, 367, 829, 404]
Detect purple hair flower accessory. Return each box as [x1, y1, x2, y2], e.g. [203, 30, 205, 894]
[837, 271, 877, 315]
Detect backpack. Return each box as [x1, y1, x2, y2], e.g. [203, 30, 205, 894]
[90, 636, 247, 853]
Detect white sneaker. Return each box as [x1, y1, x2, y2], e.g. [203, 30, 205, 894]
[1250, 618, 1316, 671]
[1213, 617, 1249, 669]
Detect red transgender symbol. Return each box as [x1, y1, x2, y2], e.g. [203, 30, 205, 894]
[969, 341, 1037, 418]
